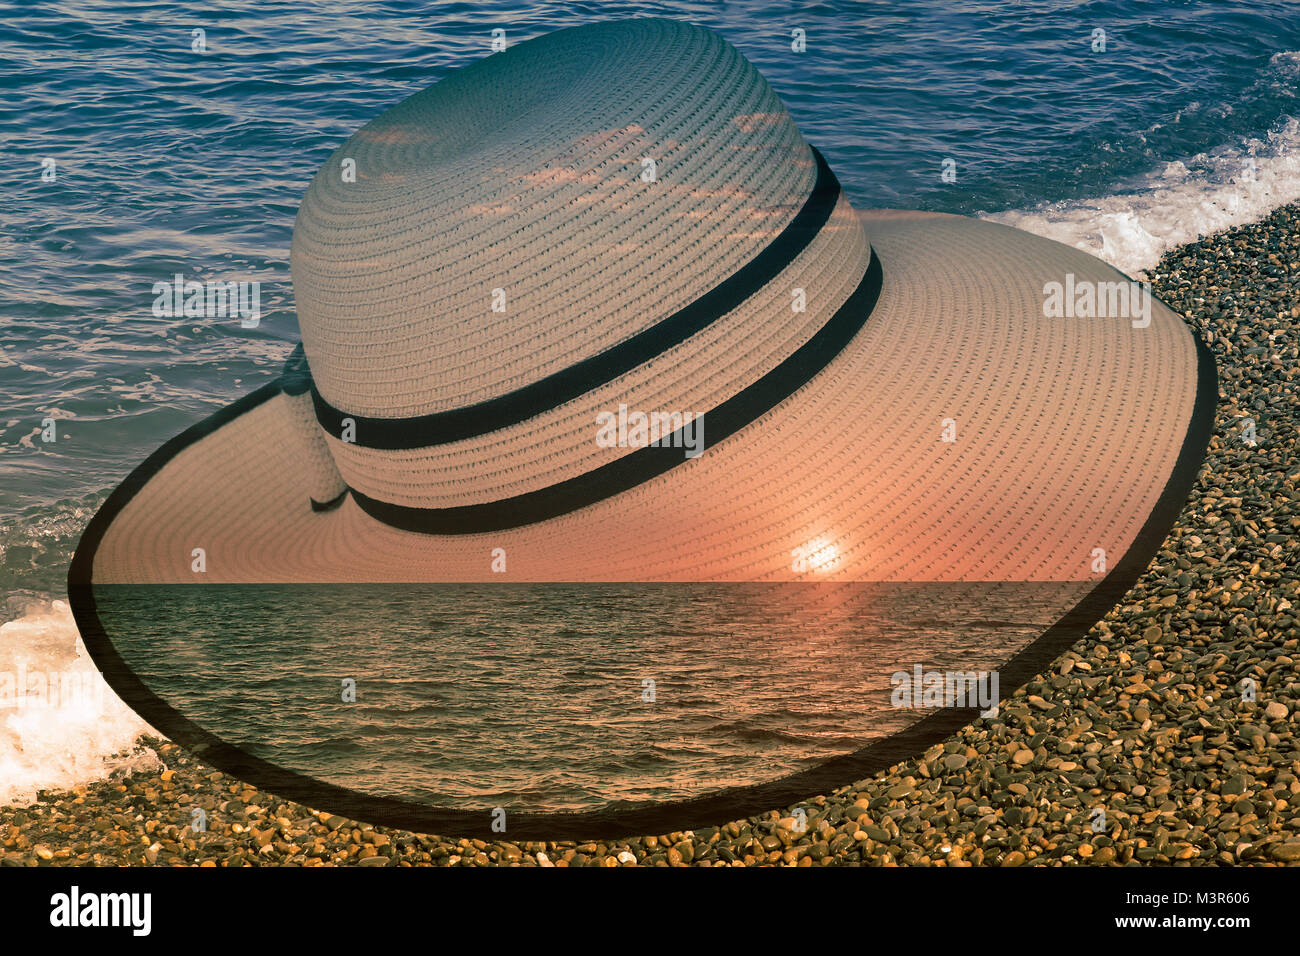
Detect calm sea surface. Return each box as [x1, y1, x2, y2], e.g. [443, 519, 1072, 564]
[97, 582, 1089, 811]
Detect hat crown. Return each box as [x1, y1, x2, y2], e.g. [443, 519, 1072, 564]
[290, 18, 838, 418]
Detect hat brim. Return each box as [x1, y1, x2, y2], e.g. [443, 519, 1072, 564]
[80, 211, 1211, 585]
[69, 210, 1216, 838]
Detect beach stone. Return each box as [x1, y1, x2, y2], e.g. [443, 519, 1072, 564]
[1271, 843, 1300, 862]
[1222, 775, 1249, 797]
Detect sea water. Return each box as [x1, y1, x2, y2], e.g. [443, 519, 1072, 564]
[94, 582, 1088, 812]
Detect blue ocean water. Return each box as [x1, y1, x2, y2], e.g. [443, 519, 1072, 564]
[0, 0, 1296, 800]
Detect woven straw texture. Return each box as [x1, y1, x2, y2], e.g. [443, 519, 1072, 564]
[292, 17, 825, 428]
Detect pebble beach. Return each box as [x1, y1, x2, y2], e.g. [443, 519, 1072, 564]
[3, 205, 1298, 867]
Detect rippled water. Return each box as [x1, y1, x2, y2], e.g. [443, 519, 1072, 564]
[96, 582, 1089, 811]
[0, 0, 1296, 802]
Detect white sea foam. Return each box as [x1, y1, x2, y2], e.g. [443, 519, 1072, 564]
[985, 115, 1300, 278]
[0, 599, 157, 806]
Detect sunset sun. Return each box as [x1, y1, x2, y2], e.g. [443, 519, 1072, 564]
[795, 537, 840, 574]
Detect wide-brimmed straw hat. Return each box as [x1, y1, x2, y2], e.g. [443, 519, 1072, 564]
[71, 18, 1214, 838]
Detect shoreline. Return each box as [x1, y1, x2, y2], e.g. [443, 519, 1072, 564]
[4, 204, 1298, 866]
